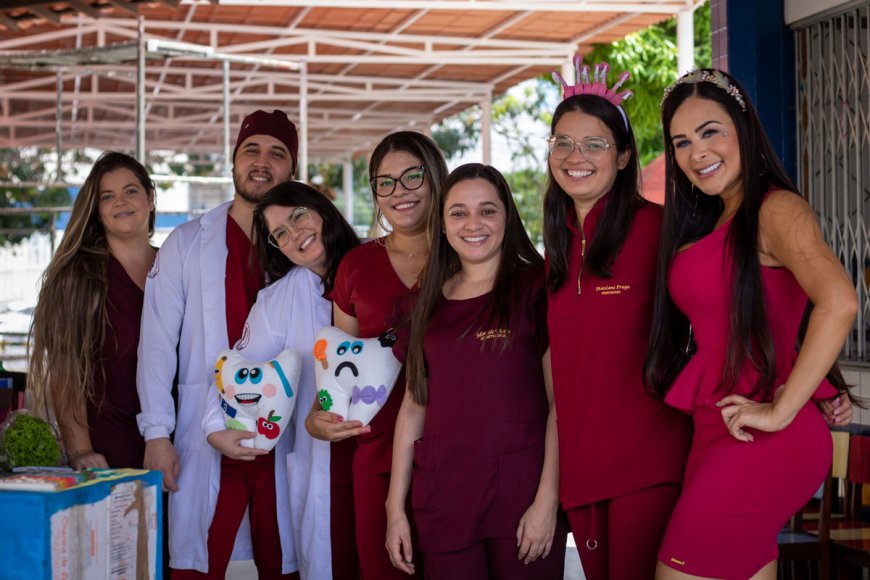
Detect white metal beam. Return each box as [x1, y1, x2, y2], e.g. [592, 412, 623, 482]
[61, 17, 570, 51]
[211, 0, 693, 14]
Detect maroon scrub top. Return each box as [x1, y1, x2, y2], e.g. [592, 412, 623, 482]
[87, 255, 148, 468]
[225, 215, 264, 347]
[546, 196, 692, 510]
[412, 266, 556, 553]
[332, 239, 414, 475]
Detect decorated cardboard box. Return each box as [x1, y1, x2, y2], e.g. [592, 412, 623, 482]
[0, 468, 162, 579]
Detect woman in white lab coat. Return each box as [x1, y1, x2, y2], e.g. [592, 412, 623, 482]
[203, 180, 360, 579]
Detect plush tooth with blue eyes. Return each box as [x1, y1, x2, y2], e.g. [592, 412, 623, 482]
[312, 326, 402, 425]
[214, 348, 302, 450]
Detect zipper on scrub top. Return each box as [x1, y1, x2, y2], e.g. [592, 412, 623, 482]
[577, 230, 586, 295]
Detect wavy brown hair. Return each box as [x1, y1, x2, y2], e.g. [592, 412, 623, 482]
[28, 151, 155, 424]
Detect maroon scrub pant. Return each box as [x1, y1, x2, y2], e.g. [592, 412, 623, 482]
[354, 472, 419, 579]
[565, 483, 680, 580]
[423, 535, 567, 580]
[171, 453, 298, 580]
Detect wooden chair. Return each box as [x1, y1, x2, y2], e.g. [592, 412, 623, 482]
[777, 431, 850, 580]
[832, 433, 870, 578]
[778, 470, 834, 579]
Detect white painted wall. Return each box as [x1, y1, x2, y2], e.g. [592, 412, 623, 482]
[840, 364, 870, 425]
[785, 0, 861, 25]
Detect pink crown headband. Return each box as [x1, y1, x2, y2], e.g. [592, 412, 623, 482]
[552, 56, 633, 129]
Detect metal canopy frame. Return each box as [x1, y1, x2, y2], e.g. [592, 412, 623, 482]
[0, 0, 702, 173]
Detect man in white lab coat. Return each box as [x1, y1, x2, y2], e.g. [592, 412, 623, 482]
[137, 110, 299, 577]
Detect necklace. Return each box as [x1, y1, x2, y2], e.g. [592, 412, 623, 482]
[385, 235, 427, 258]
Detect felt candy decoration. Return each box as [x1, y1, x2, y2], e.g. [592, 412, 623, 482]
[214, 348, 301, 451]
[312, 327, 401, 426]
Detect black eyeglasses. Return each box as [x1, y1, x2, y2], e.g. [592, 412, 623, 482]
[369, 165, 426, 197]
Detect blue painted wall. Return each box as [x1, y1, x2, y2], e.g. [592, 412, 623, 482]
[725, 0, 797, 181]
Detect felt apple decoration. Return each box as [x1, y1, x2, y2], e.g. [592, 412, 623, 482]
[214, 349, 300, 450]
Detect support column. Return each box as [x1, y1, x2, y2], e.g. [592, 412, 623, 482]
[677, 9, 695, 76]
[480, 89, 492, 166]
[55, 71, 63, 183]
[726, 0, 796, 179]
[135, 16, 146, 163]
[298, 61, 309, 182]
[223, 60, 231, 176]
[343, 159, 354, 225]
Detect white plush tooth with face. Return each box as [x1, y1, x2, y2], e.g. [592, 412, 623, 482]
[214, 349, 301, 450]
[312, 326, 402, 426]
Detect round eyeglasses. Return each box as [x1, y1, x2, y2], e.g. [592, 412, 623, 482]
[369, 165, 426, 197]
[267, 207, 313, 249]
[547, 135, 613, 162]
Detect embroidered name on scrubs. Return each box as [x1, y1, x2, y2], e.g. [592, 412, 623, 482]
[476, 328, 511, 341]
[594, 284, 631, 296]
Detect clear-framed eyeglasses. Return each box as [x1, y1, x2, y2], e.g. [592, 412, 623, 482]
[547, 135, 613, 162]
[369, 165, 426, 197]
[267, 206, 313, 249]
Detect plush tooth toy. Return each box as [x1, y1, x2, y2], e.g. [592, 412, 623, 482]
[214, 349, 301, 450]
[312, 327, 401, 426]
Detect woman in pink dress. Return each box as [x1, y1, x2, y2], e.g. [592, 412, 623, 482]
[646, 68, 859, 579]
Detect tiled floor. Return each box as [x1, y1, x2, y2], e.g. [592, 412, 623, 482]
[226, 535, 586, 579]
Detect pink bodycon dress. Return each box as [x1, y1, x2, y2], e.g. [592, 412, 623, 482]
[658, 216, 837, 579]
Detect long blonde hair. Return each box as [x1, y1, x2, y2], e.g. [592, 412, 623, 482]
[28, 152, 155, 424]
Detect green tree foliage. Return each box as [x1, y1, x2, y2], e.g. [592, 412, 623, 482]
[308, 158, 374, 231]
[425, 2, 711, 243]
[506, 167, 546, 247]
[585, 2, 712, 165]
[0, 148, 74, 246]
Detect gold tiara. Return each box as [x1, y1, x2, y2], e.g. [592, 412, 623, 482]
[663, 69, 747, 112]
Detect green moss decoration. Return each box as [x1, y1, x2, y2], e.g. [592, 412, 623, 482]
[0, 414, 61, 469]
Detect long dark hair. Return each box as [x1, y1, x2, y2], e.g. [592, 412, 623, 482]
[29, 151, 156, 422]
[405, 163, 543, 405]
[543, 94, 644, 293]
[253, 181, 359, 294]
[368, 131, 449, 232]
[645, 68, 851, 401]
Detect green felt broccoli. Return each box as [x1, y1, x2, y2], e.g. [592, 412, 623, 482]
[0, 413, 61, 469]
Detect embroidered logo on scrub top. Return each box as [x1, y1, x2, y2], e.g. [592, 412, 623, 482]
[594, 284, 631, 296]
[476, 328, 511, 341]
[235, 323, 251, 350]
[147, 253, 159, 278]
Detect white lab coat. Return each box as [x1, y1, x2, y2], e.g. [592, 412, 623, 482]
[203, 266, 333, 580]
[136, 202, 296, 574]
